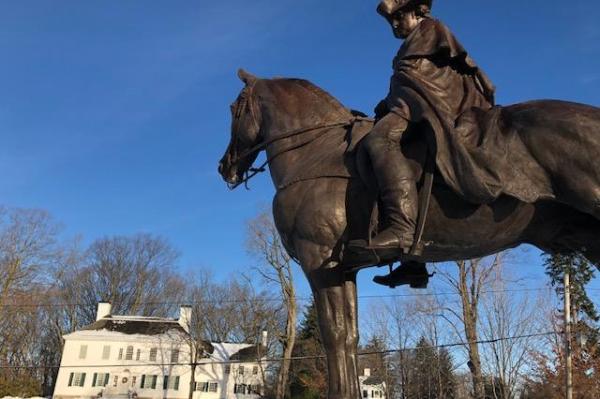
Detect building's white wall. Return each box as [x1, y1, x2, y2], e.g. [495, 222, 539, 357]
[53, 334, 263, 399]
[192, 362, 263, 399]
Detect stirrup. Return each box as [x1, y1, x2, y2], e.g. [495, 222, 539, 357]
[373, 263, 435, 289]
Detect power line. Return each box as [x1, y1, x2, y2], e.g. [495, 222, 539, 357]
[1, 287, 588, 309]
[0, 330, 558, 369]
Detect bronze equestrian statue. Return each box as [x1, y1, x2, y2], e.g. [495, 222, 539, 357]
[218, 1, 600, 398]
[349, 0, 497, 287]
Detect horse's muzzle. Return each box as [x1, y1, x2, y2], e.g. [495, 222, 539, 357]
[218, 157, 239, 185]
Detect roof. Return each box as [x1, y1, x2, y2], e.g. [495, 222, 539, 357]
[362, 375, 385, 386]
[210, 343, 265, 362]
[78, 315, 188, 336]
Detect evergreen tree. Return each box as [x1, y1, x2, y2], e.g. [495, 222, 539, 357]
[298, 299, 321, 342]
[436, 348, 456, 399]
[523, 252, 600, 397]
[403, 337, 456, 399]
[543, 251, 598, 322]
[290, 300, 326, 399]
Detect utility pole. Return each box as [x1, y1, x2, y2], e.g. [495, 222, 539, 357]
[564, 272, 573, 399]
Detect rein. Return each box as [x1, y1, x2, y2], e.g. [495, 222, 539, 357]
[228, 118, 362, 190]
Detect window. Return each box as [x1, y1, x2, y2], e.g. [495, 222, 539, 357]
[239, 365, 244, 375]
[149, 348, 157, 362]
[224, 365, 231, 374]
[252, 366, 258, 375]
[208, 382, 218, 392]
[68, 372, 86, 387]
[78, 345, 88, 359]
[118, 348, 123, 360]
[234, 384, 247, 394]
[170, 349, 179, 363]
[140, 375, 157, 389]
[132, 376, 137, 387]
[195, 382, 208, 392]
[163, 376, 180, 390]
[363, 390, 368, 398]
[93, 373, 110, 387]
[136, 349, 141, 361]
[113, 375, 118, 387]
[102, 345, 111, 360]
[125, 346, 134, 360]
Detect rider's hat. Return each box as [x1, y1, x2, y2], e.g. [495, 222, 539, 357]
[377, 0, 433, 18]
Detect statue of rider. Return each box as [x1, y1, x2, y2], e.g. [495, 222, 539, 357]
[350, 0, 496, 287]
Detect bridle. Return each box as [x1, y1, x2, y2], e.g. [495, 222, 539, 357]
[226, 84, 363, 190]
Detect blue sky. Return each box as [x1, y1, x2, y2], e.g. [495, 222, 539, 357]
[1, 0, 600, 298]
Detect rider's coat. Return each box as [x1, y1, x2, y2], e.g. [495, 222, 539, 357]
[380, 18, 554, 204]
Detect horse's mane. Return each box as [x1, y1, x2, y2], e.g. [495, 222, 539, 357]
[261, 78, 352, 119]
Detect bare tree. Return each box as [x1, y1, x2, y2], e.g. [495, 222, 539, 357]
[435, 256, 502, 399]
[478, 266, 548, 399]
[0, 207, 65, 396]
[0, 207, 61, 309]
[74, 233, 185, 324]
[246, 210, 297, 399]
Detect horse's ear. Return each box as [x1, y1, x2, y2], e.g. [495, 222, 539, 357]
[238, 68, 257, 85]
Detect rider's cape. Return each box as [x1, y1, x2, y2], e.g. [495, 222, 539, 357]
[385, 18, 553, 203]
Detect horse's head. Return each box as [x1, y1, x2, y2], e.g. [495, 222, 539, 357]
[218, 69, 262, 188]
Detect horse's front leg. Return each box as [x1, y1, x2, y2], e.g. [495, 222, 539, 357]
[310, 264, 360, 399]
[343, 272, 360, 399]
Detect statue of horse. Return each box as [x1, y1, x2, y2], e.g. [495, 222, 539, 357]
[218, 69, 600, 399]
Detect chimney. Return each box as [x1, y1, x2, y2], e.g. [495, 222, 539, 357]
[261, 330, 268, 347]
[179, 305, 192, 333]
[364, 368, 371, 377]
[96, 302, 112, 321]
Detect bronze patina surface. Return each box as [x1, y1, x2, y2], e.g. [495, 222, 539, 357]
[218, 2, 600, 397]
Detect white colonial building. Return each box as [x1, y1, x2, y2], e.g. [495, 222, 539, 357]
[53, 302, 265, 399]
[359, 368, 386, 399]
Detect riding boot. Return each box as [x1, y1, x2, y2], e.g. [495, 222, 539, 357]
[361, 128, 419, 253]
[367, 177, 418, 252]
[373, 261, 431, 289]
[346, 113, 418, 264]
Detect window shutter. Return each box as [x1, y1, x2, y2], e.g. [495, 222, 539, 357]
[151, 375, 157, 389]
[140, 375, 146, 388]
[68, 373, 74, 387]
[104, 374, 110, 387]
[80, 373, 86, 387]
[163, 376, 169, 390]
[174, 376, 179, 390]
[92, 373, 97, 387]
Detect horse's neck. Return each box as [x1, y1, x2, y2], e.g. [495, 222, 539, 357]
[257, 82, 352, 188]
[263, 114, 316, 188]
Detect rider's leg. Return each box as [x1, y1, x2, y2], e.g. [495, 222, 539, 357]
[362, 112, 418, 251]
